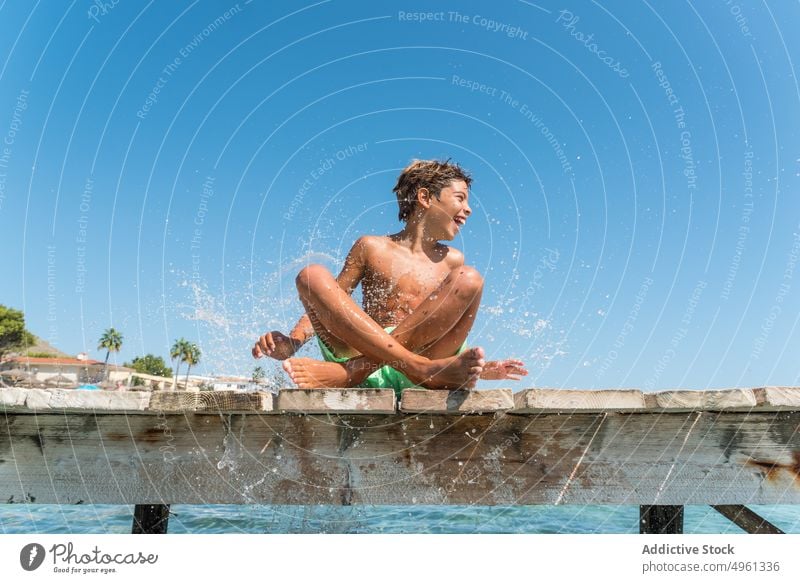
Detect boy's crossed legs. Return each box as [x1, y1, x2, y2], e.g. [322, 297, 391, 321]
[284, 264, 485, 389]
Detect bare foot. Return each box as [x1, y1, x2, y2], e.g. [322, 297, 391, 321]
[408, 347, 485, 390]
[283, 358, 349, 388]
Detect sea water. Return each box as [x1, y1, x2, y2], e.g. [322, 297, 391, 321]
[2, 505, 799, 534]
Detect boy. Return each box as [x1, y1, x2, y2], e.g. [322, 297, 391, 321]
[253, 159, 527, 391]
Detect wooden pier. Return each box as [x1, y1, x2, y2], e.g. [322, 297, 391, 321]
[2, 386, 799, 533]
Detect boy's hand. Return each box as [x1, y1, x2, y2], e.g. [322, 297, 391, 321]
[480, 359, 528, 381]
[253, 331, 301, 360]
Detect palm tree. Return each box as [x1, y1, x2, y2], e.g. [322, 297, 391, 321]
[170, 338, 189, 389]
[97, 328, 123, 380]
[183, 342, 201, 388]
[252, 365, 265, 384]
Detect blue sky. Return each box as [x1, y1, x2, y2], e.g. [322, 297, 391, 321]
[0, 1, 798, 390]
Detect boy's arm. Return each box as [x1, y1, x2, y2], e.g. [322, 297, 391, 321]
[253, 238, 369, 360]
[334, 235, 370, 294]
[286, 313, 315, 348]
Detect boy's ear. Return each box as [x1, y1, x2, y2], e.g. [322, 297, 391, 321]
[416, 187, 432, 209]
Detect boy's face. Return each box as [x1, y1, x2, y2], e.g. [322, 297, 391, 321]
[423, 180, 471, 241]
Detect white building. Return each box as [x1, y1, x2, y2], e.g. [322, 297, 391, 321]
[211, 375, 262, 392]
[0, 356, 133, 386]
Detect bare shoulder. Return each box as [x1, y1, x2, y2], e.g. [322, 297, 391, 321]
[352, 235, 387, 255]
[355, 234, 386, 247]
[351, 235, 395, 265]
[442, 245, 465, 268]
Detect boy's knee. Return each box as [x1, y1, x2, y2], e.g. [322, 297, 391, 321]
[452, 266, 484, 293]
[296, 264, 330, 290]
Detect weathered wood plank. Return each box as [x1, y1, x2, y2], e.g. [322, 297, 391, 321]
[645, 389, 757, 411]
[758, 386, 800, 410]
[148, 391, 274, 413]
[512, 389, 645, 412]
[5, 387, 798, 414]
[2, 410, 799, 505]
[277, 389, 395, 414]
[1, 388, 151, 412]
[0, 387, 27, 407]
[400, 389, 513, 413]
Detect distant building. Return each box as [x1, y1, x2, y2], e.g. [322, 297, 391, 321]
[129, 372, 175, 391]
[0, 356, 134, 386]
[211, 376, 261, 392]
[181, 374, 214, 391]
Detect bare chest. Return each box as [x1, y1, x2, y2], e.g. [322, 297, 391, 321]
[362, 257, 451, 312]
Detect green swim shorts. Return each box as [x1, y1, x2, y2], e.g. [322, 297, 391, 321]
[316, 326, 467, 396]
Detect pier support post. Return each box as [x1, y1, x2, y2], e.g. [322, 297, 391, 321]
[712, 505, 784, 534]
[132, 504, 170, 534]
[640, 505, 684, 534]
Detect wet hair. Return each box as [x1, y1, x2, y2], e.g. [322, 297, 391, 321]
[393, 159, 472, 222]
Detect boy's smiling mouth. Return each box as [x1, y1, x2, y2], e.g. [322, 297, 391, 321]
[453, 215, 467, 228]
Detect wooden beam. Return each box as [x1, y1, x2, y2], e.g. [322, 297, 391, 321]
[645, 389, 757, 411]
[758, 386, 800, 410]
[2, 387, 150, 411]
[712, 505, 785, 534]
[149, 391, 274, 413]
[278, 388, 394, 414]
[513, 388, 645, 412]
[2, 409, 799, 506]
[400, 388, 513, 413]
